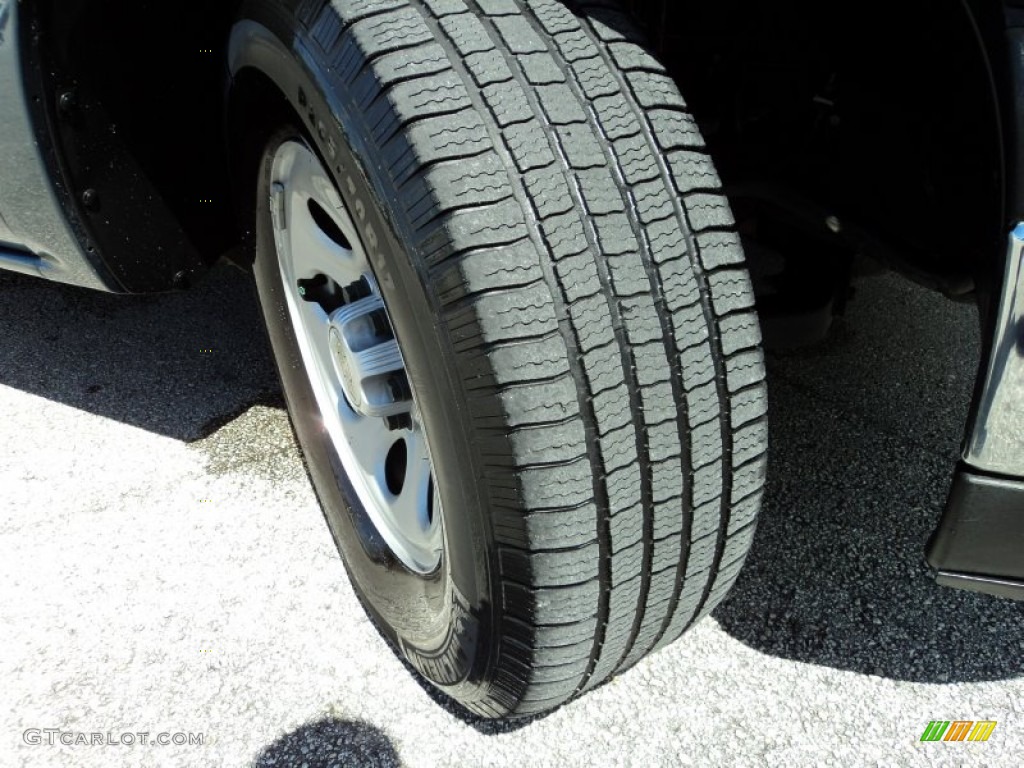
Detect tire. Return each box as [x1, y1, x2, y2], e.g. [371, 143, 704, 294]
[236, 0, 767, 718]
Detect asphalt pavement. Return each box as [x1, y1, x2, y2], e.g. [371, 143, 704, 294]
[1, 262, 1022, 767]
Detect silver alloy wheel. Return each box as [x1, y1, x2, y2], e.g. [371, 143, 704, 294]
[269, 140, 442, 574]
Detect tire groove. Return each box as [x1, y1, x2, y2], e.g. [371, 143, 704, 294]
[571, 0, 737, 650]
[410, 0, 614, 712]
[515, 3, 674, 679]
[462, 2, 625, 698]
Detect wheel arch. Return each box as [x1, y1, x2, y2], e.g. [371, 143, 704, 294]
[225, 63, 297, 266]
[23, 0, 242, 291]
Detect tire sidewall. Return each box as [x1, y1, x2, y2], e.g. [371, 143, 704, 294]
[241, 10, 497, 700]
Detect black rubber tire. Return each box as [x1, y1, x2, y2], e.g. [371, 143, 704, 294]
[239, 0, 768, 718]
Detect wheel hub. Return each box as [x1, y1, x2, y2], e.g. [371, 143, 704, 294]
[327, 326, 358, 407]
[324, 294, 408, 419]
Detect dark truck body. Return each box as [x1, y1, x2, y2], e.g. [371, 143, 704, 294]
[0, 0, 1021, 597]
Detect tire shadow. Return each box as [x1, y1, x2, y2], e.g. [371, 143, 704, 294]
[713, 275, 1024, 683]
[0, 266, 281, 442]
[5, 264, 1020, 688]
[252, 717, 400, 768]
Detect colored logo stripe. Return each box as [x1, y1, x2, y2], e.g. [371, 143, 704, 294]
[968, 721, 997, 742]
[920, 721, 997, 742]
[944, 721, 973, 742]
[921, 721, 949, 742]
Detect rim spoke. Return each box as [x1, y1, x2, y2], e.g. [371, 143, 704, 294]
[344, 412, 396, 477]
[279, 151, 360, 284]
[295, 302, 340, 395]
[287, 194, 360, 284]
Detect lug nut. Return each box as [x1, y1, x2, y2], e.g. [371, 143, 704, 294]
[386, 414, 412, 432]
[58, 91, 77, 116]
[370, 309, 393, 339]
[81, 189, 100, 210]
[387, 375, 410, 402]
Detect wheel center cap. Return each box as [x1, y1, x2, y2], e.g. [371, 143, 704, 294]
[329, 326, 362, 408]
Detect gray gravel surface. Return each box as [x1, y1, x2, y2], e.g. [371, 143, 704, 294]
[1, 264, 1021, 767]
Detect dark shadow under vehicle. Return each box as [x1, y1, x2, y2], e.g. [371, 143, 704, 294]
[714, 274, 1024, 684]
[0, 267, 280, 443]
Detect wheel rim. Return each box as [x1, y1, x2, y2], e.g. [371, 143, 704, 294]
[269, 140, 442, 574]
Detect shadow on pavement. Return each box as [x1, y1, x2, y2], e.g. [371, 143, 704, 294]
[4, 263, 1021, 687]
[0, 267, 281, 442]
[252, 717, 399, 768]
[714, 277, 1024, 683]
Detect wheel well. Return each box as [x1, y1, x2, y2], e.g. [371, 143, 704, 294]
[30, 0, 242, 274]
[627, 0, 1006, 296]
[224, 67, 299, 265]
